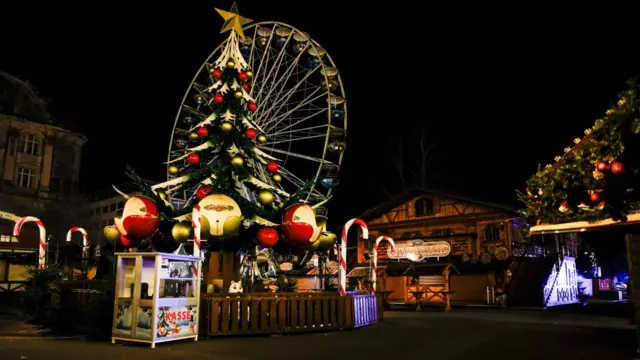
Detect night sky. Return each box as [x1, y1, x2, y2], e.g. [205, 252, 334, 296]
[1, 2, 638, 226]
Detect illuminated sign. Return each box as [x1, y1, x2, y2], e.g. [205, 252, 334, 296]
[280, 262, 293, 271]
[544, 256, 579, 307]
[387, 240, 451, 261]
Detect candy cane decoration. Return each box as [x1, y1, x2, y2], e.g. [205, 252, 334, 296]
[340, 218, 368, 296]
[13, 216, 46, 269]
[372, 236, 396, 296]
[192, 204, 201, 279]
[66, 227, 89, 261]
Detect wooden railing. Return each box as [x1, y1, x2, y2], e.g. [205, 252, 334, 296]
[201, 292, 358, 336]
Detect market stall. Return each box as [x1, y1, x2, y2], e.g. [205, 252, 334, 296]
[112, 252, 200, 348]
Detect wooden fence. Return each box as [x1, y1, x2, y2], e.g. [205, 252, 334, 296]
[201, 292, 378, 336]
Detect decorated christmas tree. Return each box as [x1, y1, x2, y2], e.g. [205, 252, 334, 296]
[518, 77, 640, 224]
[103, 4, 338, 262]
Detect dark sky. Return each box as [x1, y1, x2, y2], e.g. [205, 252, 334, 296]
[1, 2, 638, 226]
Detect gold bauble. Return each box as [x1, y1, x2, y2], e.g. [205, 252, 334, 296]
[606, 109, 614, 115]
[231, 156, 244, 167]
[618, 98, 627, 106]
[189, 132, 199, 141]
[171, 222, 192, 243]
[103, 225, 120, 244]
[311, 231, 337, 251]
[197, 194, 243, 239]
[246, 71, 253, 79]
[220, 121, 233, 132]
[168, 165, 179, 176]
[257, 134, 267, 144]
[227, 61, 235, 68]
[234, 91, 243, 99]
[257, 190, 275, 205]
[272, 174, 282, 183]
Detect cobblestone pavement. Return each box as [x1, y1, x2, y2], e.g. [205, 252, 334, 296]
[0, 309, 636, 360]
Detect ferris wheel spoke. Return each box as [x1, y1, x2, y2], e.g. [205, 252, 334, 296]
[260, 89, 327, 130]
[254, 33, 294, 106]
[250, 24, 277, 97]
[266, 109, 328, 135]
[257, 145, 330, 164]
[270, 123, 328, 137]
[278, 167, 308, 188]
[255, 66, 323, 125]
[264, 133, 326, 146]
[256, 47, 309, 110]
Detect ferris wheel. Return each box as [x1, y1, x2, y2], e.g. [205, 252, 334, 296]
[166, 21, 347, 214]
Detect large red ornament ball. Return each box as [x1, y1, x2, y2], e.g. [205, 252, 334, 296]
[596, 161, 609, 172]
[242, 83, 250, 91]
[590, 192, 601, 203]
[114, 195, 161, 247]
[266, 161, 279, 173]
[281, 204, 321, 246]
[248, 102, 258, 112]
[214, 94, 224, 104]
[256, 228, 279, 248]
[196, 185, 213, 200]
[187, 153, 200, 165]
[196, 127, 209, 138]
[245, 128, 257, 140]
[611, 161, 624, 174]
[238, 72, 248, 82]
[211, 69, 222, 79]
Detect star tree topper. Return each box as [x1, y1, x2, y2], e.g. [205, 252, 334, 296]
[215, 2, 252, 39]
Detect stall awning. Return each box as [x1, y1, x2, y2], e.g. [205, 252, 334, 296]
[530, 213, 640, 235]
[346, 267, 370, 278]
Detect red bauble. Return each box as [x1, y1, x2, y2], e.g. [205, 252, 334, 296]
[114, 196, 161, 248]
[245, 128, 257, 140]
[196, 185, 213, 200]
[242, 83, 250, 91]
[196, 127, 209, 137]
[560, 200, 569, 208]
[214, 94, 224, 104]
[590, 192, 600, 203]
[596, 161, 609, 172]
[211, 69, 222, 79]
[611, 161, 624, 174]
[187, 153, 200, 165]
[266, 161, 279, 173]
[256, 228, 279, 248]
[281, 204, 321, 246]
[238, 72, 248, 81]
[248, 102, 258, 112]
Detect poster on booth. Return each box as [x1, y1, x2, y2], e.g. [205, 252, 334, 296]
[114, 301, 133, 337]
[156, 305, 197, 339]
[135, 306, 153, 339]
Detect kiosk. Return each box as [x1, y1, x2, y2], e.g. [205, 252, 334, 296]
[112, 252, 201, 348]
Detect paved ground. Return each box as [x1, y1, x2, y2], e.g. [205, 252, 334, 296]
[0, 309, 637, 360]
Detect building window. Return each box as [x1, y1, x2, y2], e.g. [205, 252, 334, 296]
[0, 235, 10, 242]
[95, 207, 101, 215]
[102, 206, 108, 214]
[18, 134, 39, 156]
[109, 203, 116, 213]
[118, 201, 124, 210]
[484, 224, 501, 242]
[414, 198, 434, 217]
[17, 167, 36, 188]
[101, 219, 108, 228]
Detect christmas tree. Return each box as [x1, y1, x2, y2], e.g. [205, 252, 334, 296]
[518, 77, 640, 224]
[104, 4, 334, 256]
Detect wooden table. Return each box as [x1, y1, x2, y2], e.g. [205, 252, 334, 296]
[377, 290, 394, 310]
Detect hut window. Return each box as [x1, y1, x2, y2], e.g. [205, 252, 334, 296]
[484, 224, 500, 242]
[414, 198, 434, 216]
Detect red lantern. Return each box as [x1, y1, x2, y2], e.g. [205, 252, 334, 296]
[238, 72, 248, 81]
[242, 83, 250, 91]
[196, 185, 213, 200]
[187, 153, 200, 165]
[211, 69, 222, 79]
[590, 192, 600, 203]
[248, 102, 258, 112]
[196, 127, 209, 138]
[256, 228, 279, 248]
[244, 128, 257, 140]
[611, 161, 624, 174]
[266, 161, 278, 173]
[214, 94, 224, 104]
[596, 161, 609, 172]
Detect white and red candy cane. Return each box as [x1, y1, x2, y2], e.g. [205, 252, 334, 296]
[66, 227, 89, 260]
[14, 216, 46, 269]
[339, 218, 368, 296]
[192, 204, 201, 278]
[372, 236, 396, 296]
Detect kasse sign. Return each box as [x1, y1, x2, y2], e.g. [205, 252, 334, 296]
[387, 240, 452, 261]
